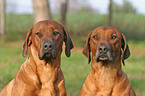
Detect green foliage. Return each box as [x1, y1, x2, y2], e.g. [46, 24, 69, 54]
[78, 6, 94, 13]
[5, 14, 33, 41]
[3, 13, 145, 47]
[113, 0, 137, 13]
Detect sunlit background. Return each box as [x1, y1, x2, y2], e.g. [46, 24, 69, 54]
[0, 0, 145, 96]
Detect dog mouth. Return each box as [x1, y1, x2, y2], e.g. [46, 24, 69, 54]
[43, 53, 51, 59]
[39, 50, 57, 60]
[95, 52, 114, 62]
[96, 54, 109, 62]
[99, 56, 109, 61]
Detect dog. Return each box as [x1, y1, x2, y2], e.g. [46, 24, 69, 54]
[80, 26, 136, 96]
[0, 20, 73, 96]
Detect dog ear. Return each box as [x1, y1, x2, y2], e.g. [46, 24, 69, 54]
[121, 33, 130, 66]
[23, 28, 33, 57]
[63, 26, 74, 57]
[82, 33, 91, 64]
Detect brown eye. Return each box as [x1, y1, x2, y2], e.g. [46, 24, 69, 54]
[93, 35, 98, 40]
[111, 35, 117, 39]
[53, 31, 59, 36]
[35, 32, 42, 36]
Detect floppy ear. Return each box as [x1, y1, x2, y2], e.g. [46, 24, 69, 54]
[23, 28, 33, 57]
[63, 27, 74, 57]
[82, 33, 91, 64]
[121, 33, 130, 66]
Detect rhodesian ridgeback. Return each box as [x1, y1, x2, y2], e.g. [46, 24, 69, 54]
[0, 20, 73, 96]
[80, 26, 136, 96]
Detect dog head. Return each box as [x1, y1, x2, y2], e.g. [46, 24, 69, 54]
[83, 26, 130, 65]
[23, 20, 73, 61]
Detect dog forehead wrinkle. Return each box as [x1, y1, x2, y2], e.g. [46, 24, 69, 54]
[36, 21, 61, 30]
[48, 26, 54, 31]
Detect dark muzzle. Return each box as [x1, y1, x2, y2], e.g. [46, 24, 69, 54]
[39, 41, 57, 60]
[95, 45, 114, 62]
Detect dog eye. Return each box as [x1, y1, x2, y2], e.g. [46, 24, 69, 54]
[111, 36, 117, 39]
[53, 31, 59, 36]
[92, 35, 98, 39]
[35, 32, 42, 36]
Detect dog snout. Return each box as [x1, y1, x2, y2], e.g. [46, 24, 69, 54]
[98, 45, 108, 53]
[43, 41, 54, 51]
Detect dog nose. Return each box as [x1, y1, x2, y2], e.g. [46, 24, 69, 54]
[43, 41, 53, 50]
[98, 45, 108, 53]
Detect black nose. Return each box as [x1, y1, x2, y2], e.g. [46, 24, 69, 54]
[43, 41, 53, 50]
[98, 45, 108, 53]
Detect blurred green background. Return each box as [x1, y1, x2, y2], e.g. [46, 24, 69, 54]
[0, 0, 145, 96]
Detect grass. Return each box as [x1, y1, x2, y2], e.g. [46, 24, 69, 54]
[0, 40, 145, 96]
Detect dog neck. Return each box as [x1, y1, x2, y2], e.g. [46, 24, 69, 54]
[91, 56, 122, 77]
[24, 45, 62, 85]
[89, 56, 124, 95]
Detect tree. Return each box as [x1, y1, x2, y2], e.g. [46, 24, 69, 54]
[32, 0, 51, 24]
[1, 0, 5, 42]
[108, 0, 113, 26]
[113, 0, 136, 13]
[122, 0, 136, 13]
[60, 0, 68, 25]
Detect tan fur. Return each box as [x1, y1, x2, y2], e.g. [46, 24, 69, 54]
[80, 26, 136, 96]
[0, 20, 73, 96]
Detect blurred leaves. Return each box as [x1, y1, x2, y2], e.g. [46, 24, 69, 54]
[113, 0, 137, 14]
